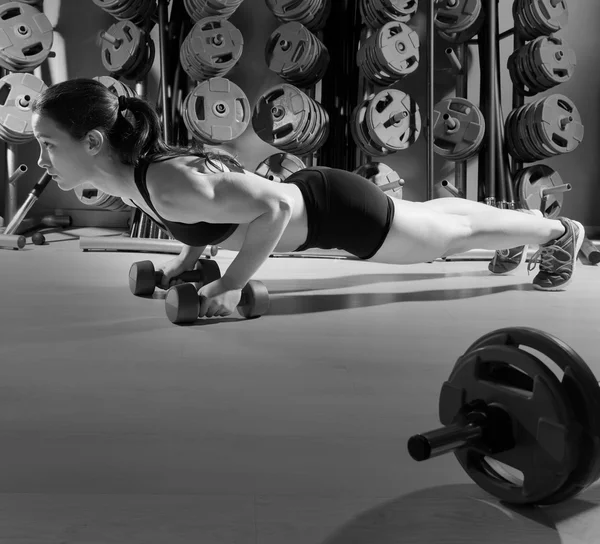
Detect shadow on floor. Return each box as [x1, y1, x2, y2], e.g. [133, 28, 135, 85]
[321, 484, 600, 544]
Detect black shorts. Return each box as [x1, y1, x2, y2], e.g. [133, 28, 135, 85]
[284, 166, 396, 259]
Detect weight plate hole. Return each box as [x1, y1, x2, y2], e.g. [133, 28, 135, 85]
[0, 84, 10, 106]
[518, 346, 565, 382]
[1, 7, 22, 21]
[476, 361, 534, 393]
[22, 43, 43, 57]
[557, 99, 573, 113]
[483, 458, 525, 486]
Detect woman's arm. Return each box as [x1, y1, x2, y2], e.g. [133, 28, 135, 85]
[149, 164, 294, 289]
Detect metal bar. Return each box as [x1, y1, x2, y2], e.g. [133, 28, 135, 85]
[157, 0, 171, 144]
[427, 0, 435, 200]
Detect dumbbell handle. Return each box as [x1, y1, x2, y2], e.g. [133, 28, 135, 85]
[408, 422, 483, 461]
[156, 268, 208, 285]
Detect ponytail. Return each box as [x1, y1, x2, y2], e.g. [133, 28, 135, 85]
[33, 78, 245, 170]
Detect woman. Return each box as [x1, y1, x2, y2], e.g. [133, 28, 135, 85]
[31, 79, 584, 317]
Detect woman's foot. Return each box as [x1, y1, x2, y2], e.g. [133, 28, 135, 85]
[528, 217, 585, 291]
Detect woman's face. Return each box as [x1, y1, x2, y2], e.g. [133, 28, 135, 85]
[32, 113, 98, 192]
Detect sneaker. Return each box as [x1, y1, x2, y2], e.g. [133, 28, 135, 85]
[488, 245, 528, 274]
[528, 217, 585, 291]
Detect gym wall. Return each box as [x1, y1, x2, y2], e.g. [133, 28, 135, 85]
[1, 1, 598, 232]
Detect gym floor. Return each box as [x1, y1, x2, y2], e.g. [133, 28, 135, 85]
[1, 228, 599, 543]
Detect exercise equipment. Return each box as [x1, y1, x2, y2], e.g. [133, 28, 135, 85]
[513, 164, 570, 219]
[0, 232, 25, 249]
[353, 162, 404, 197]
[506, 94, 584, 164]
[508, 35, 576, 97]
[252, 83, 330, 156]
[0, 72, 47, 145]
[357, 21, 420, 86]
[265, 21, 330, 88]
[99, 21, 155, 81]
[165, 279, 270, 324]
[92, 0, 157, 26]
[31, 231, 44, 245]
[350, 89, 421, 157]
[513, 0, 568, 41]
[179, 16, 244, 82]
[408, 327, 600, 506]
[432, 97, 485, 161]
[359, 0, 418, 29]
[74, 183, 132, 212]
[93, 75, 138, 99]
[0, 1, 53, 72]
[129, 258, 221, 296]
[184, 0, 245, 22]
[580, 236, 600, 266]
[255, 152, 306, 182]
[265, 0, 331, 32]
[182, 77, 250, 144]
[435, 0, 484, 43]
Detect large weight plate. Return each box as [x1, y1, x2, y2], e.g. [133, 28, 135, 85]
[532, 94, 584, 155]
[0, 72, 46, 144]
[100, 21, 144, 74]
[442, 334, 579, 505]
[515, 164, 565, 218]
[0, 1, 53, 72]
[432, 97, 485, 161]
[184, 77, 250, 144]
[462, 327, 600, 506]
[365, 89, 421, 151]
[93, 75, 137, 98]
[434, 0, 481, 34]
[184, 0, 245, 22]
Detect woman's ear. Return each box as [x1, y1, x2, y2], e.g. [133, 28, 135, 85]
[85, 129, 105, 155]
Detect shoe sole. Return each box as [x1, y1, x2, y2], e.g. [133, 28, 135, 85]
[533, 220, 585, 291]
[489, 244, 528, 275]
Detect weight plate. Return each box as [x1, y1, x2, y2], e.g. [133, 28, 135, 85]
[0, 72, 46, 145]
[255, 152, 306, 182]
[432, 97, 485, 161]
[360, 0, 418, 28]
[365, 89, 421, 151]
[353, 161, 404, 196]
[0, 1, 54, 72]
[183, 77, 250, 144]
[180, 16, 244, 81]
[442, 338, 577, 505]
[532, 94, 584, 156]
[184, 0, 245, 22]
[434, 0, 481, 34]
[515, 164, 564, 218]
[462, 327, 600, 506]
[93, 75, 138, 98]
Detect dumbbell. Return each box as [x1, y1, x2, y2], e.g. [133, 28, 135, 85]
[408, 327, 600, 507]
[129, 258, 221, 296]
[164, 280, 270, 324]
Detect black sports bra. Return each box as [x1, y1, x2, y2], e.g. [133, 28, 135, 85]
[132, 157, 238, 247]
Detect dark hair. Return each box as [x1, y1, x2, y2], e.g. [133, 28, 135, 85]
[31, 78, 244, 171]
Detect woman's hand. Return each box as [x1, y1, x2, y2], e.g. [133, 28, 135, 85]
[156, 257, 200, 290]
[197, 278, 243, 318]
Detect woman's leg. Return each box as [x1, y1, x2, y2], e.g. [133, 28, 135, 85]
[370, 198, 566, 265]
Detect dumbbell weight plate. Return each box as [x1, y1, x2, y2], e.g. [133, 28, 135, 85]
[515, 164, 565, 218]
[237, 280, 270, 318]
[441, 336, 578, 505]
[533, 36, 576, 89]
[354, 162, 404, 196]
[523, 98, 561, 159]
[461, 327, 600, 506]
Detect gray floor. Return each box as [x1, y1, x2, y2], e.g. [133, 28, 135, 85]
[1, 229, 599, 543]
